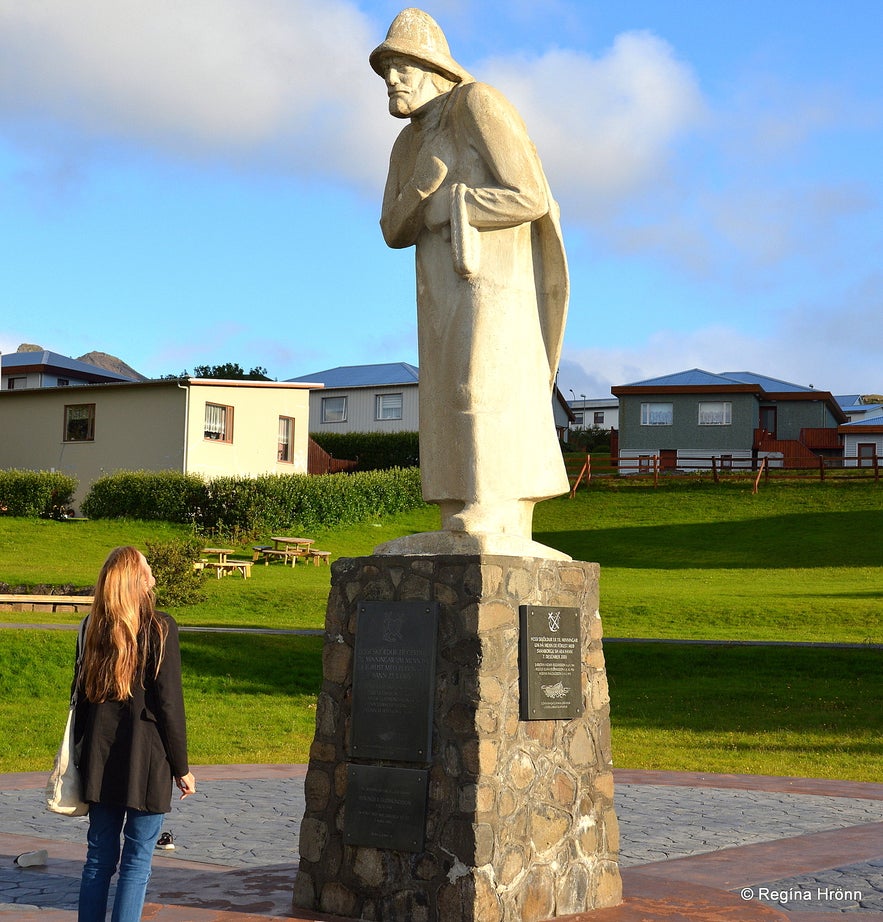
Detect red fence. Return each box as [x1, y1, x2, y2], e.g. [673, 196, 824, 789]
[307, 438, 359, 475]
[570, 452, 881, 492]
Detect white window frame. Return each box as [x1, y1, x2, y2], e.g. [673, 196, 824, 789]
[640, 402, 673, 426]
[64, 403, 96, 442]
[204, 403, 233, 442]
[375, 392, 403, 421]
[698, 401, 732, 426]
[321, 395, 347, 423]
[278, 416, 294, 463]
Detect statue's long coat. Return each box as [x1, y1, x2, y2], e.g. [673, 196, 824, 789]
[381, 80, 569, 510]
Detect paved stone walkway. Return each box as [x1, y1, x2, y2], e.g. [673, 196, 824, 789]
[1, 766, 881, 920]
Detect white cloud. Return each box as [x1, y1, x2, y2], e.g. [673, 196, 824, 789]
[481, 32, 706, 218]
[0, 0, 397, 187]
[561, 272, 883, 397]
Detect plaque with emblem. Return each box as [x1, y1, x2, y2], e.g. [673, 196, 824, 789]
[519, 605, 583, 720]
[350, 601, 439, 762]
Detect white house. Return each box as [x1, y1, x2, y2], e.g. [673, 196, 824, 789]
[567, 396, 619, 432]
[839, 415, 883, 467]
[837, 395, 883, 424]
[288, 363, 420, 434]
[0, 378, 314, 511]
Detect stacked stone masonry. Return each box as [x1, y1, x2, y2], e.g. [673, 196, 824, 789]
[293, 554, 622, 922]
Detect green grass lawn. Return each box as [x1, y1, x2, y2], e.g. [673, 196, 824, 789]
[1, 477, 880, 779]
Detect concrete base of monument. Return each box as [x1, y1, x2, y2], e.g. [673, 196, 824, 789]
[293, 553, 622, 922]
[374, 530, 572, 561]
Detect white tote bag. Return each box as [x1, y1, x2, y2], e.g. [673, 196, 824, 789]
[46, 705, 88, 816]
[46, 619, 89, 816]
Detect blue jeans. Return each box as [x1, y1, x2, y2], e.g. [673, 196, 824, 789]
[78, 803, 165, 922]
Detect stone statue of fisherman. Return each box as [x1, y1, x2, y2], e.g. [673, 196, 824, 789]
[371, 8, 570, 559]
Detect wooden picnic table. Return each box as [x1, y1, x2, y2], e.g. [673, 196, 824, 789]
[200, 548, 252, 578]
[202, 547, 235, 563]
[253, 537, 315, 567]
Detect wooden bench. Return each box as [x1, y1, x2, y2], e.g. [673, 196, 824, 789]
[306, 549, 332, 566]
[254, 547, 302, 566]
[203, 560, 252, 579]
[0, 594, 94, 613]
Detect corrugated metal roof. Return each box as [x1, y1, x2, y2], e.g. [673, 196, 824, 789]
[836, 395, 863, 408]
[842, 415, 883, 427]
[287, 362, 419, 388]
[620, 368, 816, 393]
[623, 368, 738, 387]
[719, 371, 814, 393]
[1, 350, 134, 381]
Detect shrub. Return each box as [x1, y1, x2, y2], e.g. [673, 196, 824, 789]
[82, 471, 207, 522]
[145, 537, 206, 607]
[0, 470, 78, 518]
[199, 467, 425, 536]
[83, 467, 426, 535]
[566, 426, 611, 453]
[310, 432, 420, 471]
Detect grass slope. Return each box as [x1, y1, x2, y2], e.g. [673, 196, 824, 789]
[1, 478, 880, 778]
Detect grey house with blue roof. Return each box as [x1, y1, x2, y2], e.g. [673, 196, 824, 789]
[288, 362, 420, 434]
[611, 369, 848, 471]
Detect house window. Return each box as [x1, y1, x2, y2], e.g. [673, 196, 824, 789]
[572, 411, 584, 426]
[640, 403, 673, 426]
[698, 401, 732, 426]
[204, 403, 233, 442]
[7, 376, 27, 390]
[594, 411, 605, 425]
[376, 392, 403, 420]
[857, 443, 877, 467]
[321, 396, 347, 423]
[278, 416, 294, 463]
[57, 378, 69, 387]
[64, 404, 95, 442]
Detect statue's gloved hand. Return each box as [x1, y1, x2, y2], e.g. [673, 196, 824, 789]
[411, 151, 448, 198]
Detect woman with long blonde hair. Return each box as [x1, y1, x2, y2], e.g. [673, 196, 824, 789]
[74, 546, 196, 921]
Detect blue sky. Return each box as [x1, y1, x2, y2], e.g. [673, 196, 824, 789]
[1, 0, 881, 397]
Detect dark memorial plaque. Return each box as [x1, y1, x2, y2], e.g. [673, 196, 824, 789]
[350, 601, 438, 762]
[344, 764, 429, 852]
[519, 605, 584, 720]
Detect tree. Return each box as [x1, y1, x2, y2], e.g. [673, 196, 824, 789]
[161, 363, 271, 380]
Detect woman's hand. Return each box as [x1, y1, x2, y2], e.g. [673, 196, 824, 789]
[175, 772, 196, 799]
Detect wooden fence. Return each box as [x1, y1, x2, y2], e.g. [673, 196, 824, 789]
[569, 451, 881, 493]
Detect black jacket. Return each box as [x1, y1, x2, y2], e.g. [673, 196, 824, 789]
[74, 612, 189, 814]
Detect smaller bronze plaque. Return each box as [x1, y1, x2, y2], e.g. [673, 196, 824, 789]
[344, 764, 429, 852]
[519, 605, 584, 720]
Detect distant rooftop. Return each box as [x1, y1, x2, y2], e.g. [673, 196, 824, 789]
[842, 414, 883, 427]
[619, 368, 815, 393]
[288, 362, 419, 388]
[1, 349, 135, 382]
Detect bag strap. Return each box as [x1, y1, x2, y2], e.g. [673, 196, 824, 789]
[70, 616, 88, 707]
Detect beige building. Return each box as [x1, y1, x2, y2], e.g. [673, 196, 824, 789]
[0, 378, 315, 511]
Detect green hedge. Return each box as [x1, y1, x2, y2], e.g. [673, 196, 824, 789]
[81, 468, 425, 535]
[0, 470, 78, 518]
[310, 431, 419, 471]
[82, 471, 206, 523]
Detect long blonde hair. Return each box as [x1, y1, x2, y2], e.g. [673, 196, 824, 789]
[82, 546, 168, 703]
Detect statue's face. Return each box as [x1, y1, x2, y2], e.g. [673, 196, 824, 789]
[383, 56, 448, 118]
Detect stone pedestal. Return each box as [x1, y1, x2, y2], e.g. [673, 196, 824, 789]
[293, 555, 622, 922]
